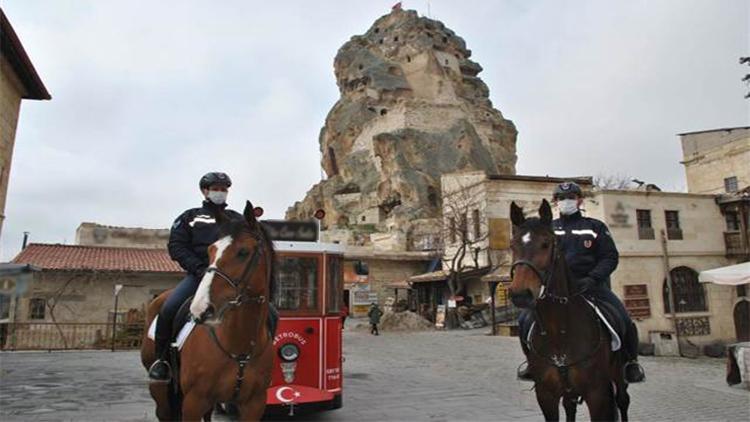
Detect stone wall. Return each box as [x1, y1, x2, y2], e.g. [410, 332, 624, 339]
[368, 258, 429, 305]
[680, 127, 750, 194]
[0, 56, 25, 239]
[75, 223, 170, 249]
[16, 270, 181, 324]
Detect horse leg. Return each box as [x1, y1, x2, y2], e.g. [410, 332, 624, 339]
[148, 382, 174, 421]
[237, 391, 267, 422]
[562, 394, 578, 422]
[182, 392, 212, 422]
[583, 383, 617, 422]
[535, 387, 561, 422]
[615, 382, 630, 421]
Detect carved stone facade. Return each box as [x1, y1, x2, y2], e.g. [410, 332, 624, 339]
[286, 9, 517, 253]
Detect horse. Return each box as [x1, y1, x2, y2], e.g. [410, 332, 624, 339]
[508, 199, 629, 421]
[141, 201, 274, 421]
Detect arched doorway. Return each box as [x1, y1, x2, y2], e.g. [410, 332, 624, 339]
[734, 300, 750, 341]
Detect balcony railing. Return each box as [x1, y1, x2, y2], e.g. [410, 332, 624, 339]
[724, 231, 748, 257]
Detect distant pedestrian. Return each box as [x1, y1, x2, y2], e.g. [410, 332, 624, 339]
[368, 303, 383, 335]
[341, 303, 349, 329]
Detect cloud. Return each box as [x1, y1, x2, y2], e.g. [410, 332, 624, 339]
[1, 0, 747, 259]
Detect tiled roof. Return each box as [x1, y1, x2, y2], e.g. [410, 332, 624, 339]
[11, 243, 182, 273]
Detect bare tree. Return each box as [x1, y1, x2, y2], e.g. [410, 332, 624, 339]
[438, 180, 494, 298]
[45, 273, 84, 348]
[594, 173, 635, 190]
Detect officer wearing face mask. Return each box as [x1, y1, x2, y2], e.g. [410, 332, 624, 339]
[148, 172, 242, 381]
[517, 181, 645, 383]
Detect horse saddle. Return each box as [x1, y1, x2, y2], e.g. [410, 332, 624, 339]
[146, 297, 197, 351]
[583, 298, 625, 352]
[524, 300, 625, 352]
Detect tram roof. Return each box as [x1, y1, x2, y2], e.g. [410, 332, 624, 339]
[272, 241, 346, 254]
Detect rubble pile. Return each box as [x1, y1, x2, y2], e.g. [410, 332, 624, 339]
[379, 311, 434, 331]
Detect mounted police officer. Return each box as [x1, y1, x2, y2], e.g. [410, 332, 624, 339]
[517, 181, 645, 384]
[148, 172, 278, 381]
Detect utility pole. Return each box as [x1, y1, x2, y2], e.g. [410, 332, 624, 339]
[660, 229, 681, 355]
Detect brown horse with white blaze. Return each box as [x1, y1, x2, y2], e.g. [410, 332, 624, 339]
[508, 200, 629, 422]
[141, 201, 274, 421]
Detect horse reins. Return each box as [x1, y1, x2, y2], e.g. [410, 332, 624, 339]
[198, 228, 272, 404]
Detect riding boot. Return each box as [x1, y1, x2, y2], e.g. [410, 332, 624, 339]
[517, 335, 534, 382]
[623, 321, 645, 383]
[148, 334, 172, 382]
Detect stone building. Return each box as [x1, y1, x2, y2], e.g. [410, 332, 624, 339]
[3, 243, 181, 349]
[424, 171, 748, 344]
[0, 9, 51, 239]
[679, 126, 750, 195]
[75, 222, 169, 249]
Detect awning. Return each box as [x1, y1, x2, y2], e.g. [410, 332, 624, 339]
[698, 262, 750, 286]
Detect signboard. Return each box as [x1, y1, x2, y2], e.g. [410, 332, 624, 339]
[489, 218, 511, 249]
[435, 305, 446, 328]
[261, 220, 318, 242]
[623, 284, 650, 319]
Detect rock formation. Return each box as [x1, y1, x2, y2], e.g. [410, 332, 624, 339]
[286, 8, 517, 251]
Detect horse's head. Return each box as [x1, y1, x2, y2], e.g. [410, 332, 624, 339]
[190, 201, 271, 324]
[508, 199, 556, 309]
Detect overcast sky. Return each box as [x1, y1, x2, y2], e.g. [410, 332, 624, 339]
[1, 0, 748, 260]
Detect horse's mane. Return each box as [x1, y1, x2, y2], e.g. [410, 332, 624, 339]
[219, 217, 276, 301]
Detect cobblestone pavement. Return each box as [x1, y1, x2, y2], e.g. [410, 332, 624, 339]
[1, 326, 748, 421]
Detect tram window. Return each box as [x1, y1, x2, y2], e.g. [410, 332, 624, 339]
[327, 256, 343, 314]
[274, 257, 319, 312]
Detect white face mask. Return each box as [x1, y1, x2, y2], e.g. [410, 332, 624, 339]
[558, 199, 579, 216]
[206, 190, 227, 205]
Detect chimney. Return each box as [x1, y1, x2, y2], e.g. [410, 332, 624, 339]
[22, 231, 29, 249]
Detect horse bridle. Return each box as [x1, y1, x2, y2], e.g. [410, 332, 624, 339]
[203, 234, 268, 321]
[509, 234, 564, 303]
[197, 227, 272, 404]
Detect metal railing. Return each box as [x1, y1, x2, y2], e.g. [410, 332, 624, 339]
[0, 322, 144, 351]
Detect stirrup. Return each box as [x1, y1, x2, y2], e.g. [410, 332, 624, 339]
[148, 359, 172, 382]
[517, 361, 534, 382]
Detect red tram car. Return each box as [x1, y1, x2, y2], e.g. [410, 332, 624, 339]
[262, 221, 344, 415]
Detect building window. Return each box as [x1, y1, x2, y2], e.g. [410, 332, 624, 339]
[460, 213, 468, 242]
[449, 217, 456, 243]
[665, 210, 683, 240]
[0, 293, 10, 320]
[29, 298, 46, 320]
[724, 176, 738, 193]
[663, 267, 707, 313]
[473, 209, 480, 240]
[725, 211, 741, 232]
[636, 209, 655, 240]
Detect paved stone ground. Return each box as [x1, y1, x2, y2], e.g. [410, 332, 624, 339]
[1, 324, 747, 421]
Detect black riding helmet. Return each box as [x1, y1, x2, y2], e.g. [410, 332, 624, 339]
[553, 181, 582, 199]
[199, 172, 232, 189]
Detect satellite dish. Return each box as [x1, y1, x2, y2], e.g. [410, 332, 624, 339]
[253, 207, 264, 218]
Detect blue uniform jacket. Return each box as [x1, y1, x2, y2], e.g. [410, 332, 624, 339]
[553, 210, 619, 290]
